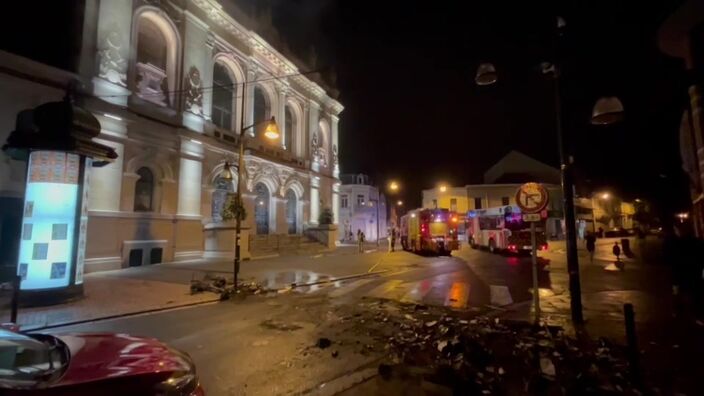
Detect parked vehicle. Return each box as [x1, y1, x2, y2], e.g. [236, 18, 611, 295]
[0, 325, 204, 395]
[467, 205, 548, 254]
[400, 208, 459, 255]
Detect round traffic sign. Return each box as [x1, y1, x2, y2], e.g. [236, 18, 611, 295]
[515, 182, 549, 214]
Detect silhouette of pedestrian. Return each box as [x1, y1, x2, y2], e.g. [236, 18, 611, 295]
[585, 232, 596, 263]
[358, 231, 365, 253]
[391, 228, 397, 252]
[613, 241, 622, 268]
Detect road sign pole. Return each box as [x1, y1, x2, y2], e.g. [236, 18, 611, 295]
[531, 221, 540, 325]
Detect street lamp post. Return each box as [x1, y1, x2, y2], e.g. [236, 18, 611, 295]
[220, 80, 279, 293]
[474, 17, 623, 324]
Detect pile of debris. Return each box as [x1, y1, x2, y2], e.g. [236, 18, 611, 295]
[190, 274, 267, 299]
[334, 300, 643, 394]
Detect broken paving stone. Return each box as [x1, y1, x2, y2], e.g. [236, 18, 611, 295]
[437, 340, 449, 352]
[316, 338, 332, 349]
[539, 357, 556, 378]
[425, 321, 438, 327]
[331, 350, 339, 358]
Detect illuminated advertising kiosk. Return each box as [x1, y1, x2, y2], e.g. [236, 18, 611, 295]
[3, 93, 117, 305]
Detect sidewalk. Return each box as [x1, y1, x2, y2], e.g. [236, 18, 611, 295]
[0, 244, 384, 330]
[0, 271, 219, 331]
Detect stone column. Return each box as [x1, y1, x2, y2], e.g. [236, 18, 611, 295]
[331, 114, 340, 178]
[332, 182, 340, 226]
[90, 114, 127, 211]
[276, 84, 287, 150]
[177, 138, 204, 216]
[244, 64, 256, 137]
[310, 176, 320, 224]
[120, 173, 139, 212]
[308, 100, 320, 172]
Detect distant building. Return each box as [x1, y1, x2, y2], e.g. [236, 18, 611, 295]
[339, 174, 388, 241]
[422, 151, 567, 238]
[658, 0, 704, 238]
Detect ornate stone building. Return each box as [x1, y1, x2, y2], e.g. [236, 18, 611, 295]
[0, 0, 343, 273]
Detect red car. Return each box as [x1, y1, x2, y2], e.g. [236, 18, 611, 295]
[0, 325, 204, 395]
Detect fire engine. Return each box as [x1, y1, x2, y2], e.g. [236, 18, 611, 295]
[467, 205, 548, 254]
[400, 208, 459, 255]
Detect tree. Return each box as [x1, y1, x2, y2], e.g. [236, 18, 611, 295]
[319, 207, 334, 225]
[222, 194, 246, 222]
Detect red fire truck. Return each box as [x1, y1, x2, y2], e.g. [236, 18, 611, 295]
[400, 208, 460, 255]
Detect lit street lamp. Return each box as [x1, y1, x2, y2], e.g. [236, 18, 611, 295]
[439, 185, 448, 192]
[474, 17, 624, 323]
[220, 85, 279, 292]
[397, 200, 404, 206]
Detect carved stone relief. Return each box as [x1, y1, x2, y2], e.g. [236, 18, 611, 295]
[184, 66, 204, 115]
[98, 28, 127, 86]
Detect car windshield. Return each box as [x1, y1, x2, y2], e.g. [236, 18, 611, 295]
[0, 329, 69, 390]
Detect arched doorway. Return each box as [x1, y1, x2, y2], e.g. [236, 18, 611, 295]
[211, 175, 233, 223]
[254, 183, 270, 234]
[286, 189, 297, 234]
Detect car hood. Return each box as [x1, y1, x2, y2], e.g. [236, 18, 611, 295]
[53, 332, 193, 386]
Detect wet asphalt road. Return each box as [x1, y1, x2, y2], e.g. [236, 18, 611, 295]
[49, 240, 671, 395]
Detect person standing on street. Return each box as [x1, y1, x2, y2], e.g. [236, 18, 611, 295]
[358, 231, 365, 253]
[585, 232, 596, 263]
[391, 227, 397, 252]
[613, 241, 622, 268]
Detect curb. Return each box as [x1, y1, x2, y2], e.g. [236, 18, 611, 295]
[22, 297, 221, 332]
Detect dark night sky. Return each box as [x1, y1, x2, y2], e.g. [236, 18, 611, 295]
[0, 0, 691, 216]
[259, 0, 690, 214]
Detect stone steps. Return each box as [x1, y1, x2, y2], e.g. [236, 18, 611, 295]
[249, 234, 326, 257]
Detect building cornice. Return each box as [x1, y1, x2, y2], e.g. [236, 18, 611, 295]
[190, 0, 344, 115]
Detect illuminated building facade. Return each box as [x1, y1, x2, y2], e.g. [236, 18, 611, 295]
[0, 0, 343, 274]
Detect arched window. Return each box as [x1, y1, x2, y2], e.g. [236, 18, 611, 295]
[253, 86, 268, 134]
[134, 167, 154, 212]
[212, 63, 235, 130]
[134, 11, 178, 107]
[286, 189, 297, 234]
[284, 106, 294, 151]
[254, 183, 270, 234]
[211, 175, 234, 222]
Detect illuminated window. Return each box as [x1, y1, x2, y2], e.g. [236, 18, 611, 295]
[254, 183, 270, 234]
[341, 195, 348, 208]
[474, 197, 482, 209]
[357, 194, 365, 206]
[134, 167, 154, 212]
[450, 198, 457, 212]
[501, 196, 510, 206]
[432, 199, 437, 209]
[212, 62, 235, 130]
[253, 86, 268, 135]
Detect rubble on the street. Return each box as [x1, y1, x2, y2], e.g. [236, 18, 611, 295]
[190, 273, 267, 299]
[312, 298, 648, 395]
